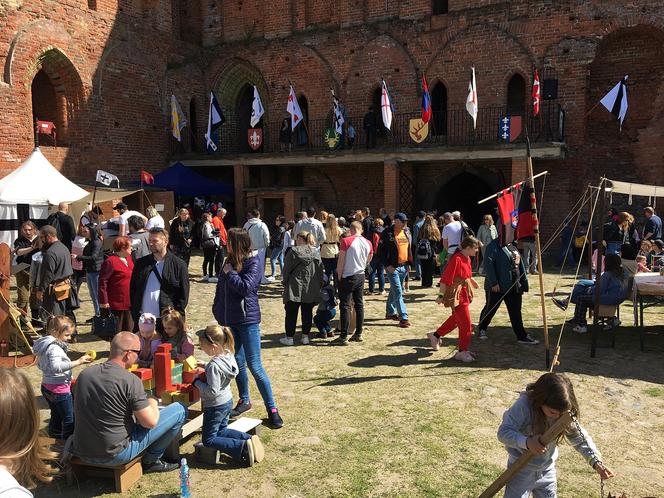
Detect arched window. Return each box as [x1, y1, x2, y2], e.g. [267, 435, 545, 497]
[432, 0, 448, 15]
[431, 81, 447, 136]
[236, 84, 256, 152]
[31, 69, 64, 146]
[507, 74, 526, 115]
[296, 95, 309, 146]
[372, 86, 386, 135]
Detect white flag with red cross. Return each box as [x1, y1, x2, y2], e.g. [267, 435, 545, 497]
[287, 85, 304, 131]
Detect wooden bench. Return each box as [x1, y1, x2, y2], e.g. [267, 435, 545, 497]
[68, 455, 143, 493]
[194, 417, 263, 465]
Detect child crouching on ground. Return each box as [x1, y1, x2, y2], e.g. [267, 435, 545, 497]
[497, 372, 614, 497]
[136, 313, 161, 368]
[195, 324, 264, 467]
[314, 276, 337, 339]
[635, 255, 651, 273]
[161, 308, 195, 361]
[33, 316, 92, 439]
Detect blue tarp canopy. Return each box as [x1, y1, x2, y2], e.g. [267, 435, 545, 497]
[153, 162, 233, 197]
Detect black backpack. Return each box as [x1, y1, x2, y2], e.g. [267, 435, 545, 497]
[46, 213, 62, 240]
[416, 238, 432, 260]
[462, 222, 475, 239]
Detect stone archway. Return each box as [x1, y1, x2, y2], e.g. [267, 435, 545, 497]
[29, 48, 85, 147]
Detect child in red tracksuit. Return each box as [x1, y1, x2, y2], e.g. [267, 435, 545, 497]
[427, 236, 480, 362]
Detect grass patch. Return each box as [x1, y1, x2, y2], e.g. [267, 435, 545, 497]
[644, 387, 664, 397]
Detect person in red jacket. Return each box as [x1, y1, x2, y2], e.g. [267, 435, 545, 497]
[99, 237, 135, 334]
[427, 236, 480, 362]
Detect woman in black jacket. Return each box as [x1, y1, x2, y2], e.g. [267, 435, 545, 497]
[169, 208, 195, 266]
[74, 224, 103, 319]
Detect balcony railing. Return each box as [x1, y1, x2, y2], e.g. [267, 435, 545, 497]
[169, 101, 564, 157]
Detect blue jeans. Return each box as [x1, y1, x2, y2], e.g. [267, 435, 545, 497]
[269, 247, 284, 277]
[41, 385, 74, 439]
[386, 265, 408, 320]
[231, 323, 276, 411]
[368, 260, 385, 293]
[504, 461, 557, 498]
[83, 403, 187, 465]
[314, 308, 336, 333]
[414, 258, 422, 279]
[86, 271, 100, 316]
[558, 238, 575, 266]
[202, 399, 250, 460]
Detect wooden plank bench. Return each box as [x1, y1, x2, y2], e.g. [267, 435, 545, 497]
[67, 455, 143, 494]
[194, 417, 263, 465]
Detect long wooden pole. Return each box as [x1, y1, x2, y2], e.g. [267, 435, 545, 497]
[587, 185, 593, 280]
[478, 411, 573, 498]
[525, 133, 550, 368]
[590, 180, 606, 358]
[477, 171, 548, 205]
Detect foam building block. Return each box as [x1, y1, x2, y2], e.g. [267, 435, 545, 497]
[172, 392, 189, 404]
[144, 388, 155, 396]
[182, 371, 197, 384]
[128, 364, 138, 372]
[132, 368, 153, 381]
[189, 388, 200, 403]
[157, 343, 173, 354]
[161, 391, 173, 405]
[154, 349, 173, 397]
[178, 383, 193, 393]
[170, 359, 175, 368]
[143, 378, 154, 390]
[182, 356, 197, 372]
[171, 362, 183, 385]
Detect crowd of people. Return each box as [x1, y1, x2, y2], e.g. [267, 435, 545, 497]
[6, 198, 657, 495]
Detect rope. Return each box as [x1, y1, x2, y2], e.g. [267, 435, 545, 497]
[549, 179, 604, 372]
[552, 190, 589, 294]
[0, 289, 38, 367]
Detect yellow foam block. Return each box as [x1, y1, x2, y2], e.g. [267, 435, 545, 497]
[171, 392, 189, 404]
[182, 356, 197, 372]
[170, 359, 175, 368]
[142, 378, 154, 389]
[128, 364, 138, 372]
[161, 391, 173, 405]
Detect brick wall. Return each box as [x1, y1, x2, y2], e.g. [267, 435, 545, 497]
[2, 0, 664, 247]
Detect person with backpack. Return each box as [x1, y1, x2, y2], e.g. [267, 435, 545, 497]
[378, 213, 412, 329]
[46, 203, 77, 252]
[416, 215, 441, 288]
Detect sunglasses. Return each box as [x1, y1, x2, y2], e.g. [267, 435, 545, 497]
[124, 349, 141, 355]
[200, 329, 215, 344]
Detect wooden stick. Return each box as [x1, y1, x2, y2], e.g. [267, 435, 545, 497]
[478, 411, 573, 498]
[584, 101, 602, 118]
[525, 131, 550, 369]
[477, 171, 548, 205]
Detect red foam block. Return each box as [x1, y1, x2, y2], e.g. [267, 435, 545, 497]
[132, 368, 153, 380]
[157, 343, 173, 354]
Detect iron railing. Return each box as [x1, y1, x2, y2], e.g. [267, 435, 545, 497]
[169, 101, 564, 157]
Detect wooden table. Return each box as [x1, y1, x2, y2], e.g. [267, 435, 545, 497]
[632, 272, 664, 350]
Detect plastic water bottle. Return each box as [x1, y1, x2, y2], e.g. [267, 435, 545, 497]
[179, 458, 191, 497]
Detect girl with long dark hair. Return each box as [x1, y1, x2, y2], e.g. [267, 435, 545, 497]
[212, 228, 283, 428]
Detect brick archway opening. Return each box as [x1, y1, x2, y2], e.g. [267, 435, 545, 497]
[29, 48, 84, 147]
[433, 171, 496, 232]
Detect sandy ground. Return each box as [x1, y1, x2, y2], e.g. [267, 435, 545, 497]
[12, 255, 664, 497]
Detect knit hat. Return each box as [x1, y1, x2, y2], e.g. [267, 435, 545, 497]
[138, 313, 157, 333]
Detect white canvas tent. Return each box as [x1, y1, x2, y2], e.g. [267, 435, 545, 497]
[606, 178, 664, 206]
[0, 147, 89, 245]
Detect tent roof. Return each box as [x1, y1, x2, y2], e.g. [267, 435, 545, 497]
[606, 178, 664, 198]
[0, 148, 89, 204]
[78, 188, 142, 204]
[154, 162, 233, 197]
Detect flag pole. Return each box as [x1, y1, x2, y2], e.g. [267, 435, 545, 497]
[525, 126, 550, 369]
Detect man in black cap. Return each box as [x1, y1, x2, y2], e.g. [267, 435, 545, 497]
[377, 212, 412, 328]
[113, 202, 147, 237]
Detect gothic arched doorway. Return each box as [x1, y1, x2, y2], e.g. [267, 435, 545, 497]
[236, 84, 256, 152]
[433, 172, 496, 232]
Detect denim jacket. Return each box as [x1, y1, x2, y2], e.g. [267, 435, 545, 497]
[213, 255, 262, 326]
[498, 393, 601, 470]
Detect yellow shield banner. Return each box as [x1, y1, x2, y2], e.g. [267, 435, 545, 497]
[409, 118, 429, 144]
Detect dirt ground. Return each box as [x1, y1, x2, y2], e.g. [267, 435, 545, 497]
[14, 255, 664, 497]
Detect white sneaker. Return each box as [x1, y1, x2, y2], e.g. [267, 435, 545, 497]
[266, 276, 276, 282]
[208, 276, 218, 283]
[477, 329, 488, 340]
[426, 332, 440, 351]
[279, 336, 294, 346]
[301, 335, 310, 345]
[572, 324, 588, 334]
[454, 350, 475, 363]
